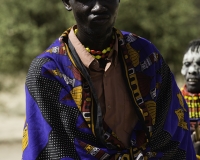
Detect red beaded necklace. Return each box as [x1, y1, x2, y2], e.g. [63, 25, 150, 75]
[74, 29, 115, 59]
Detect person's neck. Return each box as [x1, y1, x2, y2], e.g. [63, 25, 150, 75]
[76, 28, 114, 51]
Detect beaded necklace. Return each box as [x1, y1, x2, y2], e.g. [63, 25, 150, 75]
[74, 29, 115, 59]
[181, 85, 200, 119]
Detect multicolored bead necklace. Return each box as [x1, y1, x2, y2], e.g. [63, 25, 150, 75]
[181, 86, 200, 119]
[74, 29, 115, 60]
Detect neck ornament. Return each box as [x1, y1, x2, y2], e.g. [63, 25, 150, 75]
[181, 86, 200, 119]
[74, 29, 115, 59]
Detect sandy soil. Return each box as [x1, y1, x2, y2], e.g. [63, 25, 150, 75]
[0, 73, 25, 160]
[0, 142, 22, 160]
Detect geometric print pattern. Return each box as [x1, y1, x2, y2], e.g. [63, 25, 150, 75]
[162, 141, 186, 160]
[26, 58, 97, 160]
[150, 62, 186, 159]
[22, 28, 196, 159]
[150, 62, 172, 150]
[169, 148, 187, 160]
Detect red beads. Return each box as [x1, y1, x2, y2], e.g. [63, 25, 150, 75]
[85, 38, 115, 59]
[75, 28, 116, 60]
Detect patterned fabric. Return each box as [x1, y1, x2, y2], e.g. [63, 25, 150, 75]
[22, 27, 196, 160]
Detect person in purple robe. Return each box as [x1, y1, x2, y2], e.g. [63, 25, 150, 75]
[22, 0, 196, 159]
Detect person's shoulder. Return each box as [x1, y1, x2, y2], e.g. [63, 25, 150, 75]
[119, 30, 160, 57]
[28, 37, 69, 69]
[120, 30, 155, 48]
[39, 38, 65, 57]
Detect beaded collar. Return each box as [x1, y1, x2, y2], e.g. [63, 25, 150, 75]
[74, 29, 115, 60]
[181, 85, 200, 119]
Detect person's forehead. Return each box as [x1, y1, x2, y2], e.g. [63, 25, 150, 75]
[183, 48, 200, 61]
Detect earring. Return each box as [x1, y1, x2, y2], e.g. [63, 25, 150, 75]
[65, 5, 72, 11]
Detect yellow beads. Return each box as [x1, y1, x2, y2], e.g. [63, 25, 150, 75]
[92, 55, 101, 59]
[74, 28, 114, 59]
[85, 47, 90, 52]
[184, 95, 200, 119]
[74, 29, 78, 35]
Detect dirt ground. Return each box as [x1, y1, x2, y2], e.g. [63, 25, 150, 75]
[0, 74, 25, 160]
[0, 141, 22, 159]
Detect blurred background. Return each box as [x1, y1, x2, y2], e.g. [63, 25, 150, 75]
[0, 0, 199, 159]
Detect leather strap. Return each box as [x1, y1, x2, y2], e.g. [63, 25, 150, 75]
[67, 39, 115, 149]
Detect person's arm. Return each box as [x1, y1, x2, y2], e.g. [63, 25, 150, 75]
[147, 46, 196, 159]
[191, 129, 200, 156]
[116, 31, 197, 159]
[22, 57, 60, 159]
[22, 54, 120, 160]
[22, 55, 84, 159]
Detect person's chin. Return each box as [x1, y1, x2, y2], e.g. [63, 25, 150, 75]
[187, 84, 200, 93]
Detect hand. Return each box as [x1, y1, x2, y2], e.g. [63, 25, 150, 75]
[191, 131, 200, 155]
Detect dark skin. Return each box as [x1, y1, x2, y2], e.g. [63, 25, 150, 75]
[62, 0, 119, 50]
[181, 47, 200, 155]
[181, 49, 200, 93]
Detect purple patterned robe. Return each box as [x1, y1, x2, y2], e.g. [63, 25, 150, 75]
[22, 27, 196, 160]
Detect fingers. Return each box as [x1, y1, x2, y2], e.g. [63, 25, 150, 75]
[192, 131, 198, 142]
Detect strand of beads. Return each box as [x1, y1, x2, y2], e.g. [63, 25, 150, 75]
[85, 46, 110, 59]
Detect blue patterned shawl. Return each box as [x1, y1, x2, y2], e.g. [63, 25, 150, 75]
[22, 27, 196, 160]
